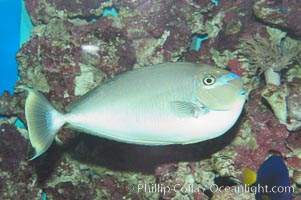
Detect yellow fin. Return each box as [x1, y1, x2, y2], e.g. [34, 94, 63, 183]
[243, 168, 257, 186]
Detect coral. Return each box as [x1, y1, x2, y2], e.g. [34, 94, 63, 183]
[0, 92, 24, 117]
[239, 33, 301, 129]
[210, 48, 235, 69]
[239, 35, 299, 85]
[0, 123, 38, 199]
[24, 0, 112, 25]
[286, 81, 301, 131]
[2, 0, 301, 199]
[286, 129, 301, 195]
[226, 59, 245, 78]
[261, 84, 288, 124]
[234, 89, 291, 170]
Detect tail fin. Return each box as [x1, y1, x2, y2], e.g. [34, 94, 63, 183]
[22, 87, 66, 160]
[243, 168, 257, 186]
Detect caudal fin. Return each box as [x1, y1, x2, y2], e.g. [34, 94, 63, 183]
[22, 87, 66, 160]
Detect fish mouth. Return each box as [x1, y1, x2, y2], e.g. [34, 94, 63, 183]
[239, 88, 246, 96]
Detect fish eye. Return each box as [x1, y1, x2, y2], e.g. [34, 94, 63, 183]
[203, 74, 216, 85]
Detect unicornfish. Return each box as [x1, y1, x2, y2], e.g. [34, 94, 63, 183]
[22, 62, 246, 159]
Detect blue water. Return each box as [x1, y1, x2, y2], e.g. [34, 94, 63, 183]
[0, 0, 32, 95]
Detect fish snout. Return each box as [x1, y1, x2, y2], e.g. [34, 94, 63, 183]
[239, 88, 247, 96]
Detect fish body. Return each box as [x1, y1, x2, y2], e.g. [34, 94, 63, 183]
[243, 155, 293, 200]
[23, 62, 246, 159]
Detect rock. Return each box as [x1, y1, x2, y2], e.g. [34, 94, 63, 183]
[253, 0, 301, 38]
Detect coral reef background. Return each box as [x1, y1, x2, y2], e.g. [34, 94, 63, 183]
[1, 0, 301, 199]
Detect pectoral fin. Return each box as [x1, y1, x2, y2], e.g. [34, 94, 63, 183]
[170, 101, 208, 118]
